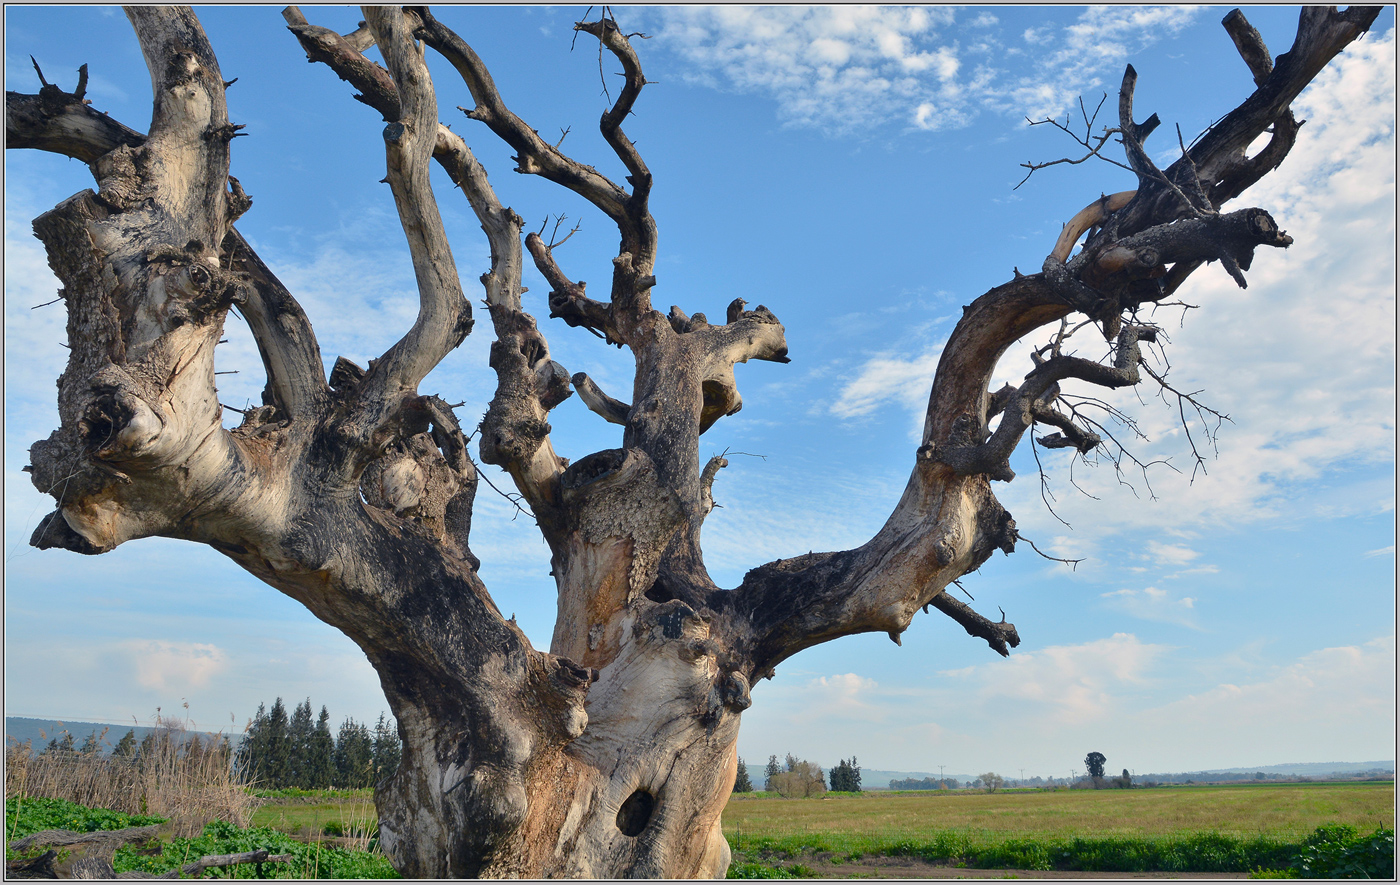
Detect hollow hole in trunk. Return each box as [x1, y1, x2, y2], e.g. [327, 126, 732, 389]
[616, 789, 655, 837]
[643, 577, 676, 604]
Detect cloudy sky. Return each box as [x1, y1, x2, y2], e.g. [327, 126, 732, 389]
[5, 6, 1394, 779]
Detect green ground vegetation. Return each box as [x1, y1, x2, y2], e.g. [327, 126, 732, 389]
[249, 792, 378, 840]
[5, 796, 396, 879]
[724, 781, 1394, 841]
[723, 782, 1394, 877]
[112, 820, 399, 879]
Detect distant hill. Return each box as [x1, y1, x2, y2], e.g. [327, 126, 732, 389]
[5, 716, 241, 755]
[1195, 761, 1394, 776]
[1137, 761, 1395, 782]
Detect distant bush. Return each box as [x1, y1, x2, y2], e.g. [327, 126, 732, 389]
[769, 760, 825, 799]
[888, 776, 957, 790]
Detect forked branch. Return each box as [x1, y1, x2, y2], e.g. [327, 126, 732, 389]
[355, 7, 473, 420]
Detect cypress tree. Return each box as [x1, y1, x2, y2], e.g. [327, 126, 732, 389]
[112, 729, 138, 759]
[830, 757, 862, 792]
[136, 731, 157, 770]
[47, 732, 76, 755]
[733, 758, 753, 792]
[287, 699, 314, 787]
[309, 706, 336, 789]
[336, 718, 374, 788]
[264, 698, 291, 788]
[764, 754, 780, 790]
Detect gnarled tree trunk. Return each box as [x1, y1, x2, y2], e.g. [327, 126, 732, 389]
[7, 5, 1379, 878]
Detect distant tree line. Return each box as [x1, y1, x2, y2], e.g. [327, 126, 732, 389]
[236, 698, 401, 790]
[889, 775, 960, 790]
[731, 753, 865, 796]
[38, 722, 232, 769]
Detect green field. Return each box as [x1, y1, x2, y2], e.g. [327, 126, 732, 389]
[249, 788, 378, 839]
[722, 782, 1395, 876]
[723, 782, 1395, 843]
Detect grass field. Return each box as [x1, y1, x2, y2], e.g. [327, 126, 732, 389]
[249, 789, 377, 840]
[721, 782, 1395, 876]
[723, 782, 1395, 844]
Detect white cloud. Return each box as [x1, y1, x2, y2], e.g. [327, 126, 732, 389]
[792, 673, 884, 723]
[972, 632, 1167, 722]
[1144, 541, 1199, 567]
[832, 29, 1396, 555]
[830, 344, 944, 421]
[644, 7, 1203, 134]
[121, 640, 228, 692]
[740, 633, 1395, 772]
[1137, 635, 1397, 768]
[1099, 586, 1200, 629]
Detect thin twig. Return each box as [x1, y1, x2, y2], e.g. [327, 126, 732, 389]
[1029, 420, 1073, 529]
[1016, 93, 1133, 188]
[1015, 531, 1082, 569]
[478, 467, 534, 521]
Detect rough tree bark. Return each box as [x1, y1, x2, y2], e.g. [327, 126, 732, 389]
[7, 5, 1380, 878]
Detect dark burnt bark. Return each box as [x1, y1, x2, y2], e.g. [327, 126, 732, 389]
[9, 4, 1379, 878]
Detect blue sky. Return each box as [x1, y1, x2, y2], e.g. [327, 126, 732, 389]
[4, 6, 1394, 778]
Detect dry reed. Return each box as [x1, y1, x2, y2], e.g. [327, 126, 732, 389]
[5, 718, 257, 838]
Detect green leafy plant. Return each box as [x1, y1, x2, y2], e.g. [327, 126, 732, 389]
[5, 796, 166, 842]
[1291, 824, 1394, 879]
[112, 819, 399, 879]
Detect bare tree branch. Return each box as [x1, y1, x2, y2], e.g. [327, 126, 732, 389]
[355, 7, 473, 411]
[1016, 93, 1134, 189]
[930, 594, 1020, 657]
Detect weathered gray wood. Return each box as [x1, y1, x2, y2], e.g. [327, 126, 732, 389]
[8, 4, 1379, 879]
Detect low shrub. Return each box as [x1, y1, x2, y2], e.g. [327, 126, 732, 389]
[1292, 824, 1394, 879]
[728, 861, 802, 878]
[727, 861, 820, 879]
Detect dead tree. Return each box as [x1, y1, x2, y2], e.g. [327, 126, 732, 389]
[6, 5, 1379, 878]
